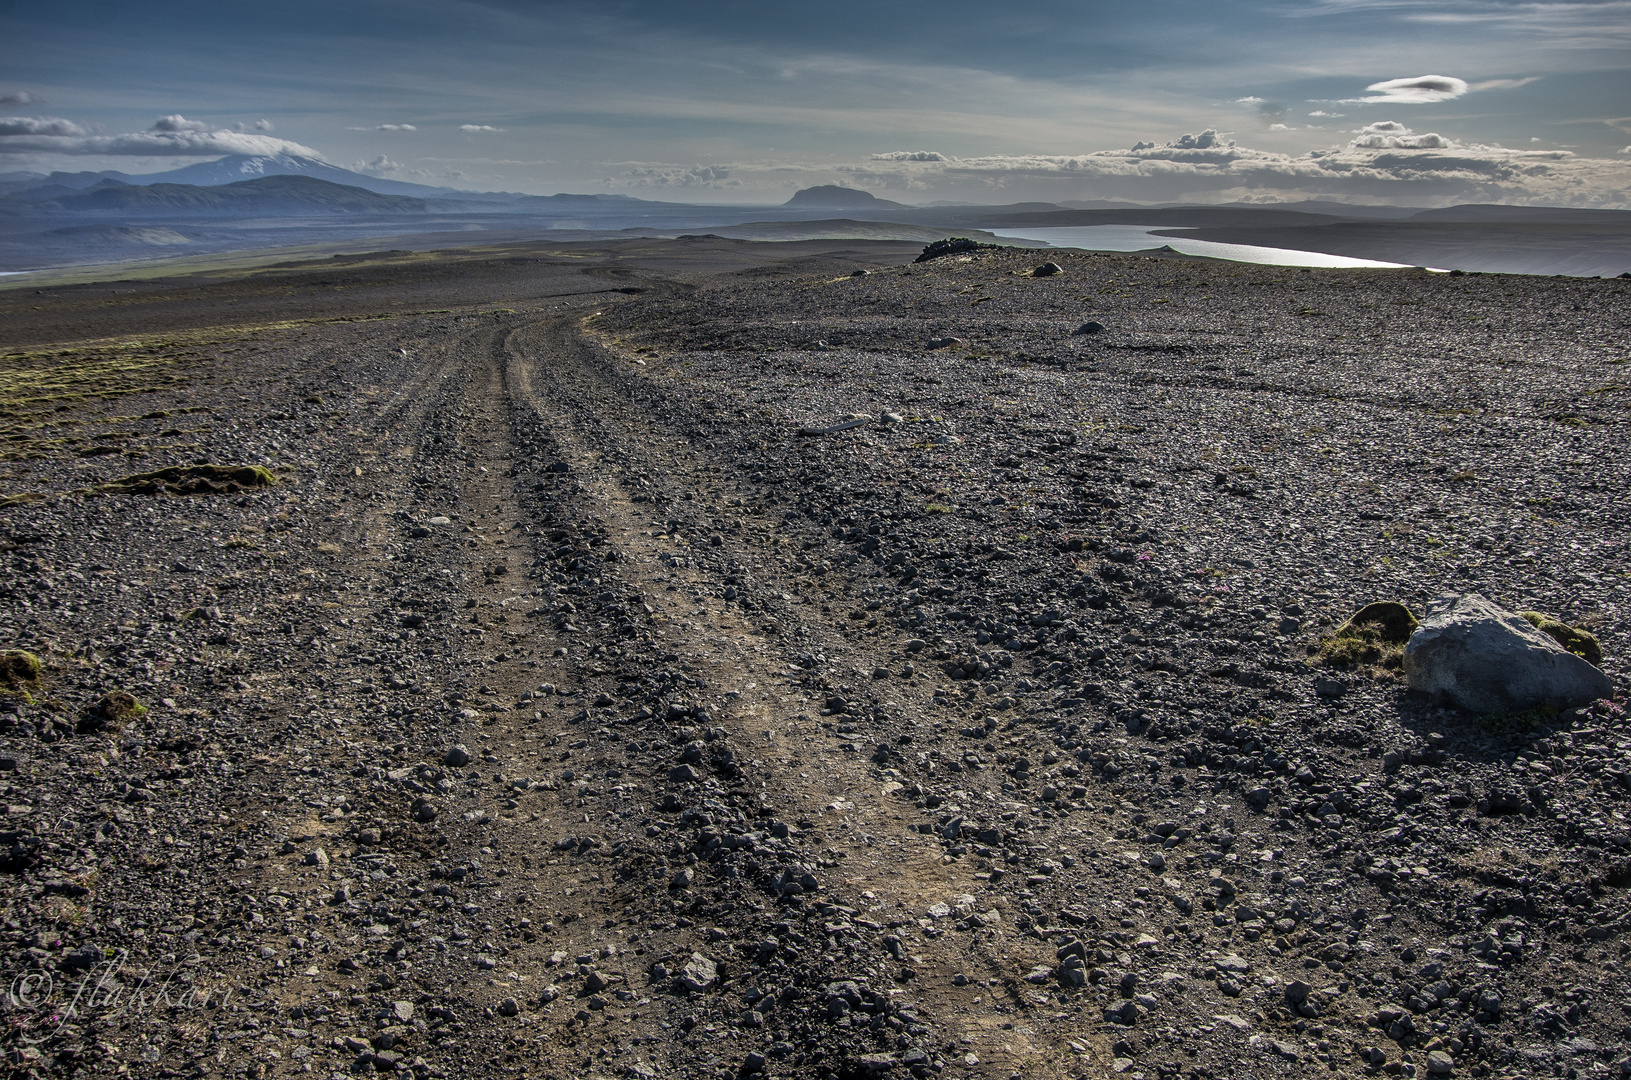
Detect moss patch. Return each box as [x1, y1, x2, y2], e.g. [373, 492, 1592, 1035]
[1, 649, 41, 696]
[1519, 611, 1603, 666]
[1316, 601, 1420, 672]
[84, 463, 275, 497]
[79, 690, 147, 735]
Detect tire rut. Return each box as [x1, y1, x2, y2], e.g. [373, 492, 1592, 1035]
[481, 313, 1104, 1078]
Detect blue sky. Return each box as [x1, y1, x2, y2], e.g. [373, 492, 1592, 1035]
[2, 0, 1628, 205]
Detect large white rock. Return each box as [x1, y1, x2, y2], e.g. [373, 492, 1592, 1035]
[1404, 593, 1613, 714]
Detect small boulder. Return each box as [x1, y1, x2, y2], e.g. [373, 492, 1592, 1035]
[443, 745, 472, 767]
[679, 952, 717, 992]
[1071, 321, 1106, 335]
[1404, 593, 1613, 713]
[1032, 261, 1064, 277]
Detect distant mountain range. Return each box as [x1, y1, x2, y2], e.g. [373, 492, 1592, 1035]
[30, 175, 430, 217]
[3, 155, 1623, 223]
[2, 157, 1626, 277]
[3, 152, 487, 200]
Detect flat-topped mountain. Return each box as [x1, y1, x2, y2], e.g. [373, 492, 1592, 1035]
[783, 185, 909, 209]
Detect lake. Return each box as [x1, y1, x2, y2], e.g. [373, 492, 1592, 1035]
[990, 225, 1427, 270]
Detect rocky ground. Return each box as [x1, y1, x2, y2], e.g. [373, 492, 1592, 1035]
[0, 239, 1628, 1080]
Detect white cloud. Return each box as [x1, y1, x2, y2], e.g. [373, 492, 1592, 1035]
[0, 116, 89, 137]
[151, 114, 213, 133]
[255, 119, 273, 131]
[1468, 77, 1541, 92]
[459, 124, 503, 133]
[1169, 129, 1231, 150]
[0, 114, 321, 157]
[602, 128, 1631, 208]
[350, 123, 417, 132]
[871, 150, 946, 162]
[1308, 110, 1344, 118]
[606, 163, 742, 189]
[352, 155, 442, 183]
[1347, 75, 1469, 104]
[0, 92, 37, 107]
[1348, 120, 1454, 149]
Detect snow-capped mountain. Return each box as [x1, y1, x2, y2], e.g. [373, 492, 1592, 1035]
[137, 153, 482, 199]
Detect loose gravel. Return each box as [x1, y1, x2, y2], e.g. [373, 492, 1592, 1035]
[1, 240, 1628, 1080]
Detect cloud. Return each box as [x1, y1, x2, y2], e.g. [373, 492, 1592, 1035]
[0, 116, 89, 137]
[0, 113, 321, 157]
[350, 123, 417, 131]
[1348, 120, 1455, 149]
[1123, 129, 1244, 164]
[352, 155, 443, 182]
[1170, 129, 1230, 150]
[459, 124, 503, 133]
[1348, 75, 1469, 104]
[255, 119, 274, 131]
[151, 114, 213, 133]
[1238, 96, 1289, 124]
[602, 127, 1631, 208]
[1468, 77, 1541, 92]
[1308, 110, 1345, 118]
[606, 163, 742, 189]
[871, 150, 946, 161]
[0, 92, 37, 107]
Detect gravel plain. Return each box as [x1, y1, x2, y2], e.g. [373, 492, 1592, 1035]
[0, 238, 1628, 1080]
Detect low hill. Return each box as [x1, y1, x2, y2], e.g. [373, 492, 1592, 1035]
[1409, 204, 1631, 224]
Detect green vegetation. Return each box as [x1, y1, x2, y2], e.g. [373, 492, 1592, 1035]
[78, 690, 147, 735]
[1316, 601, 1419, 672]
[0, 649, 40, 682]
[0, 340, 195, 418]
[2, 649, 41, 704]
[85, 463, 276, 497]
[1519, 611, 1603, 666]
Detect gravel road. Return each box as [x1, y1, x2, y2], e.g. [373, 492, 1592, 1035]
[1, 240, 1627, 1080]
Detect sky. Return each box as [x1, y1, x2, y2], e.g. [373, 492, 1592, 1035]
[2, 0, 1629, 207]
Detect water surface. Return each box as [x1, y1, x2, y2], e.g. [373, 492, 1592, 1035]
[991, 225, 1425, 270]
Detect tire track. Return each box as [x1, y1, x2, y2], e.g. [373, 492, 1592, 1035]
[493, 314, 1106, 1078]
